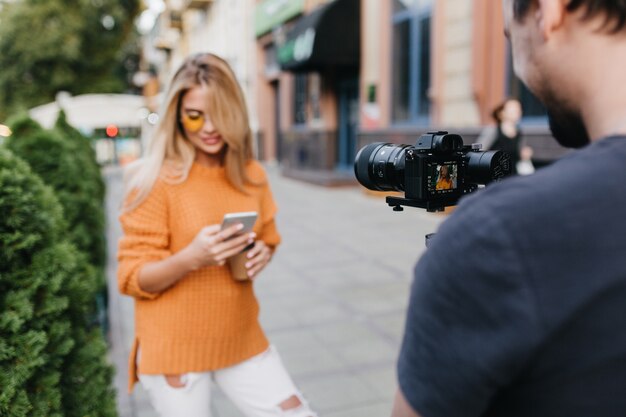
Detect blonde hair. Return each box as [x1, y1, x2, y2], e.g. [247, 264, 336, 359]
[123, 53, 257, 211]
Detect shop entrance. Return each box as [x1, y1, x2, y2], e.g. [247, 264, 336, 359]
[272, 80, 282, 161]
[337, 77, 359, 169]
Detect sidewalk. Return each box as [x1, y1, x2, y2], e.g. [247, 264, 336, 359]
[105, 164, 443, 417]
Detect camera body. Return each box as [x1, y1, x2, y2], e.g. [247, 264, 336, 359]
[354, 131, 511, 212]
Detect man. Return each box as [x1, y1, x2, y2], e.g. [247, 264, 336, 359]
[392, 1, 626, 416]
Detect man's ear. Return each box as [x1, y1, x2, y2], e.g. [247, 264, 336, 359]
[536, 0, 566, 39]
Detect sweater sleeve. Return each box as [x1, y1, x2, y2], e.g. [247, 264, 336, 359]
[260, 218, 280, 250]
[117, 179, 172, 300]
[254, 165, 281, 250]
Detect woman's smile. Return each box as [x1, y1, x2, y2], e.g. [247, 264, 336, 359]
[200, 134, 222, 146]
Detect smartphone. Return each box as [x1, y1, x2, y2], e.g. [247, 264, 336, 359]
[221, 211, 258, 234]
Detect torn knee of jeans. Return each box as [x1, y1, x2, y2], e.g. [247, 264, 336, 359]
[277, 394, 317, 417]
[164, 374, 187, 388]
[279, 394, 302, 410]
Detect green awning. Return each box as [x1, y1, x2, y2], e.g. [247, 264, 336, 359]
[255, 0, 305, 38]
[278, 0, 360, 72]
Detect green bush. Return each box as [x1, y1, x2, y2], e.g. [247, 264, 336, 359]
[54, 110, 105, 204]
[60, 328, 117, 417]
[6, 122, 106, 269]
[52, 111, 109, 332]
[0, 147, 67, 416]
[3, 112, 44, 140]
[49, 244, 117, 417]
[1, 128, 117, 415]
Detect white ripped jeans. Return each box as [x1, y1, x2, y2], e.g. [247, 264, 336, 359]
[138, 346, 317, 417]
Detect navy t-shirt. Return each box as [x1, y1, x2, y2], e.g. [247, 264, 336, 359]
[398, 136, 626, 417]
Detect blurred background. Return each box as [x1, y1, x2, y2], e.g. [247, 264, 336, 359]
[1, 0, 567, 174]
[0, 1, 568, 417]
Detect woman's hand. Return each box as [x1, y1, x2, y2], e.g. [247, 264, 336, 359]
[245, 240, 273, 280]
[183, 224, 255, 270]
[136, 224, 254, 294]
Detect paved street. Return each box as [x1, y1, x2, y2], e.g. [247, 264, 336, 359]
[105, 164, 444, 417]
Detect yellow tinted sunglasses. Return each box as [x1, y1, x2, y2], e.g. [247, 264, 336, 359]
[180, 113, 206, 133]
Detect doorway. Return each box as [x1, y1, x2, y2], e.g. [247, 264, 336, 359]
[271, 81, 282, 162]
[337, 77, 359, 169]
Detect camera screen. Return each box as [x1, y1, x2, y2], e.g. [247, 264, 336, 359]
[427, 162, 458, 195]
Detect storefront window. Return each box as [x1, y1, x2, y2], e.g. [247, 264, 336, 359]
[418, 15, 431, 118]
[393, 0, 420, 13]
[391, 0, 432, 124]
[294, 74, 307, 125]
[392, 20, 411, 122]
[264, 45, 280, 77]
[310, 73, 321, 121]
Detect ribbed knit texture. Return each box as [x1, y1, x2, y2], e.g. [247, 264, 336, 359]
[117, 160, 281, 392]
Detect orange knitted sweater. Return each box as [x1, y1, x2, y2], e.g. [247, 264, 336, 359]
[117, 160, 280, 392]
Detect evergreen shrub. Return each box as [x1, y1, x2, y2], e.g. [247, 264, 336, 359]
[2, 123, 117, 415]
[7, 124, 106, 269]
[0, 148, 69, 415]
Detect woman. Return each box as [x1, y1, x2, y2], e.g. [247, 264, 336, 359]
[489, 98, 534, 175]
[117, 53, 316, 417]
[435, 165, 453, 190]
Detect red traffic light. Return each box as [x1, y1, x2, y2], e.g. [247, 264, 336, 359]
[105, 124, 119, 138]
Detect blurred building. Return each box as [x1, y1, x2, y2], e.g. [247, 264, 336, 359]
[138, 0, 564, 182]
[253, 0, 564, 185]
[356, 0, 562, 166]
[254, 0, 360, 184]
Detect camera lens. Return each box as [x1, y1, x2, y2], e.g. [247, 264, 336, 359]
[465, 150, 512, 184]
[354, 142, 411, 191]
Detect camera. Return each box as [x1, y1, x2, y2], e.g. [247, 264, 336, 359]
[354, 131, 512, 212]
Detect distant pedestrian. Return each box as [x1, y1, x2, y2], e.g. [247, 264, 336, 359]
[117, 53, 316, 417]
[489, 98, 534, 175]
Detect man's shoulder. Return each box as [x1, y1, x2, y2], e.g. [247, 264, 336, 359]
[461, 144, 607, 216]
[443, 137, 626, 243]
[432, 164, 560, 251]
[474, 170, 560, 210]
[449, 168, 561, 229]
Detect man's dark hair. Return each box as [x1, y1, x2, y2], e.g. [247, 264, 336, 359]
[513, 0, 626, 32]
